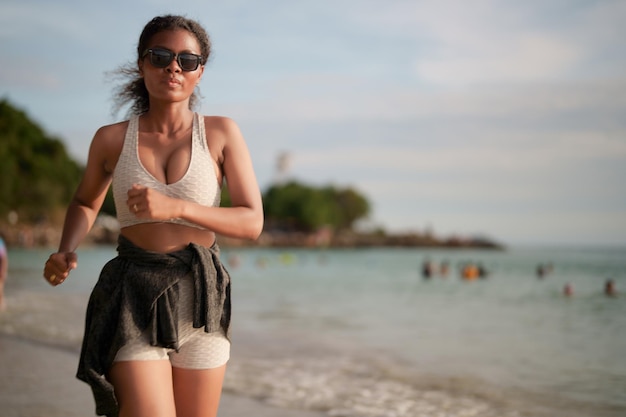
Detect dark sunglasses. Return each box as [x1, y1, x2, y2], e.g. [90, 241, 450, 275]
[142, 48, 203, 72]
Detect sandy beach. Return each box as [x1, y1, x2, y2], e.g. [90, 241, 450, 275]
[0, 334, 325, 417]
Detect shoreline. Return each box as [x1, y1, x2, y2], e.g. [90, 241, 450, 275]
[0, 220, 505, 250]
[0, 333, 325, 417]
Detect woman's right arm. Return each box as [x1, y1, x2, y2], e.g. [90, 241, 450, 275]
[44, 124, 122, 284]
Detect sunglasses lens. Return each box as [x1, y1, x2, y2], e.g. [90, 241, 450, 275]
[144, 48, 201, 71]
[178, 54, 200, 71]
[150, 49, 174, 68]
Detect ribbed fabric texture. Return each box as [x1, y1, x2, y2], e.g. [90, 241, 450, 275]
[112, 112, 221, 229]
[113, 273, 230, 369]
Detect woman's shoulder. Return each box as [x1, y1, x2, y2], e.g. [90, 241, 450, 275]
[87, 120, 130, 161]
[200, 115, 246, 162]
[202, 115, 239, 131]
[202, 115, 244, 143]
[95, 119, 130, 138]
[91, 120, 130, 147]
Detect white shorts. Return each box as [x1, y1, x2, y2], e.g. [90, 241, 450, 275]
[113, 274, 230, 369]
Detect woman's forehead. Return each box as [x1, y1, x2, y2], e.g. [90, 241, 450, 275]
[147, 29, 200, 52]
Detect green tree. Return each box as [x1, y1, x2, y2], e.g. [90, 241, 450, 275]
[330, 186, 371, 230]
[0, 99, 83, 221]
[263, 181, 370, 232]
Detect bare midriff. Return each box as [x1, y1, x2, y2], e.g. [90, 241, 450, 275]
[121, 223, 216, 253]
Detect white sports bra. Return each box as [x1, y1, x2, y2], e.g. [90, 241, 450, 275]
[112, 113, 221, 229]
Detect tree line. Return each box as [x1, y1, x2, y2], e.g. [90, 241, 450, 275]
[0, 99, 82, 223]
[0, 99, 370, 232]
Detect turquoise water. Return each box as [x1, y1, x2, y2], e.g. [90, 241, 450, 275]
[1, 245, 625, 417]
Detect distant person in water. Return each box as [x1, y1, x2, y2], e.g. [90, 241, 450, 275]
[461, 262, 479, 281]
[536, 264, 545, 279]
[422, 259, 435, 279]
[437, 260, 449, 278]
[604, 279, 617, 297]
[563, 283, 573, 297]
[0, 236, 7, 311]
[477, 263, 489, 279]
[536, 262, 554, 279]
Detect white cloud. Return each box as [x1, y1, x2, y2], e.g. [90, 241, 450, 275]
[351, 0, 623, 85]
[293, 129, 626, 175]
[217, 73, 626, 128]
[415, 34, 581, 85]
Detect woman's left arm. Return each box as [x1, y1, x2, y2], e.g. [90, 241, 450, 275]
[129, 117, 264, 240]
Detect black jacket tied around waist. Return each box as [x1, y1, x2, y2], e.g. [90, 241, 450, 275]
[76, 235, 231, 417]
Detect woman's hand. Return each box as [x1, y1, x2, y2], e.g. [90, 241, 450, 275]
[44, 252, 78, 286]
[127, 184, 181, 221]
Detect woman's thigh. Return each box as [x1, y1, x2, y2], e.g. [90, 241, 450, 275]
[172, 364, 227, 417]
[108, 360, 176, 417]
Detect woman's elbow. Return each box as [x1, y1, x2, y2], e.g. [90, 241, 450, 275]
[245, 214, 264, 240]
[233, 208, 264, 240]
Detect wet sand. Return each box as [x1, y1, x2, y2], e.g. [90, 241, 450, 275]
[0, 334, 324, 417]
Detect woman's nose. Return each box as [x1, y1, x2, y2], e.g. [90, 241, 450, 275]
[166, 58, 182, 73]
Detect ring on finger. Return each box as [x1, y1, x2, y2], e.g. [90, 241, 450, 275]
[133, 204, 138, 212]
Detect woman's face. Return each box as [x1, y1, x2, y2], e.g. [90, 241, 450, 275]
[139, 29, 204, 105]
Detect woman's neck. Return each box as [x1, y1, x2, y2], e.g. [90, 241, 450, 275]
[142, 102, 194, 134]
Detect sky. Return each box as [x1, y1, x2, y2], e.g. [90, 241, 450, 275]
[1, 0, 625, 246]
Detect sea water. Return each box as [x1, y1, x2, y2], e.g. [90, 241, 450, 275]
[1, 244, 624, 417]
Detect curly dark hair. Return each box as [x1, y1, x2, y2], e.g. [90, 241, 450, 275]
[111, 15, 211, 116]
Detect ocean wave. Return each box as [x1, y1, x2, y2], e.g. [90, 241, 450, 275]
[0, 290, 87, 351]
[224, 355, 524, 417]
